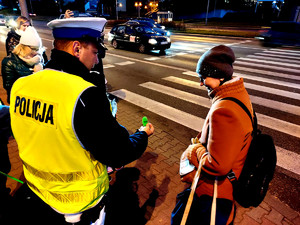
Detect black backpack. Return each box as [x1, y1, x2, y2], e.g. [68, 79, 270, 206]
[222, 97, 277, 208]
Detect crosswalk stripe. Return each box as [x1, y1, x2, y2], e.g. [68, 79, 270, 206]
[103, 64, 115, 69]
[233, 66, 300, 80]
[164, 76, 203, 89]
[140, 82, 212, 108]
[244, 82, 300, 100]
[183, 71, 300, 89]
[171, 42, 212, 50]
[235, 73, 300, 89]
[234, 61, 300, 74]
[115, 61, 135, 66]
[276, 146, 300, 176]
[110, 87, 300, 176]
[247, 55, 300, 64]
[256, 114, 300, 139]
[107, 52, 188, 72]
[141, 81, 300, 117]
[175, 52, 188, 56]
[270, 48, 300, 54]
[183, 71, 198, 77]
[238, 57, 300, 68]
[263, 50, 300, 57]
[248, 95, 300, 116]
[164, 76, 300, 100]
[110, 89, 205, 131]
[145, 57, 161, 61]
[254, 52, 300, 60]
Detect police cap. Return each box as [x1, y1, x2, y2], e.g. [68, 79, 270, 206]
[47, 17, 107, 49]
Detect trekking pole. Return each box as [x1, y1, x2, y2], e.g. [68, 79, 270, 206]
[0, 170, 24, 184]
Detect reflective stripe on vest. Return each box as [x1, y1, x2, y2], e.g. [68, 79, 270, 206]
[23, 160, 105, 182]
[10, 69, 109, 214]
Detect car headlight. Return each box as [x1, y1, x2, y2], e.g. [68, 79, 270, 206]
[108, 33, 113, 41]
[167, 37, 171, 43]
[166, 31, 171, 36]
[148, 39, 157, 45]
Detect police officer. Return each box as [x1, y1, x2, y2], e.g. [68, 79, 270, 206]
[10, 18, 154, 224]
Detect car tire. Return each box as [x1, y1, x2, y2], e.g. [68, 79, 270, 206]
[112, 39, 119, 49]
[159, 49, 166, 55]
[138, 43, 147, 53]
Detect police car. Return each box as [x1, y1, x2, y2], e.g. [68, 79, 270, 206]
[108, 24, 171, 54]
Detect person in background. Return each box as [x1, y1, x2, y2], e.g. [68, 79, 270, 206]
[1, 26, 44, 103]
[173, 45, 254, 225]
[5, 16, 30, 56]
[10, 17, 154, 224]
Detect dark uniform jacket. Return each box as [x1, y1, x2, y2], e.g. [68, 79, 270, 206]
[45, 49, 148, 167]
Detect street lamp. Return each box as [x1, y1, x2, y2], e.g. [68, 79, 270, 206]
[116, 1, 122, 20]
[135, 2, 142, 17]
[149, 1, 158, 13]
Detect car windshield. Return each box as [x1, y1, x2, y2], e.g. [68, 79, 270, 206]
[134, 26, 155, 34]
[139, 21, 154, 28]
[138, 18, 156, 24]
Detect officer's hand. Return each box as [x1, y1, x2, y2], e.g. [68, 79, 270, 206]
[65, 9, 74, 18]
[142, 123, 154, 137]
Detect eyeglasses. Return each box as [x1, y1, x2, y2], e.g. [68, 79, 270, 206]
[198, 74, 207, 83]
[29, 46, 39, 51]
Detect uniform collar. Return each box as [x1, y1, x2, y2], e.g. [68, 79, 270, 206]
[45, 49, 90, 80]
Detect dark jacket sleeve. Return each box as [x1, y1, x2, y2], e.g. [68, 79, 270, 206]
[1, 57, 16, 97]
[0, 106, 11, 143]
[2, 55, 33, 92]
[73, 86, 148, 168]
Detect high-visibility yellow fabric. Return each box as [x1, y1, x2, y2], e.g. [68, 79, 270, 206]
[10, 69, 109, 214]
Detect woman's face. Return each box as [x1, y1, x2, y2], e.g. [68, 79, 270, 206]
[29, 50, 38, 57]
[199, 76, 222, 92]
[29, 46, 39, 57]
[20, 22, 30, 31]
[22, 46, 39, 58]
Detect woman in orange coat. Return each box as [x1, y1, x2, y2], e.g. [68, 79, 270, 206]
[174, 45, 254, 225]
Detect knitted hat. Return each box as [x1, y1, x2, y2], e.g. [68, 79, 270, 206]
[196, 45, 235, 80]
[19, 26, 42, 48]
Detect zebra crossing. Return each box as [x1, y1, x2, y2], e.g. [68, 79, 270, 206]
[105, 47, 300, 177]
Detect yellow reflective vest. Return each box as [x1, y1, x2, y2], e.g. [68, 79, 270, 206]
[10, 69, 109, 214]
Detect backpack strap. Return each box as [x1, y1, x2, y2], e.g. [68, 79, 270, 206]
[220, 97, 256, 184]
[220, 97, 257, 134]
[220, 97, 253, 126]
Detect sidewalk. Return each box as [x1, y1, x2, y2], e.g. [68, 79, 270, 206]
[0, 43, 299, 225]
